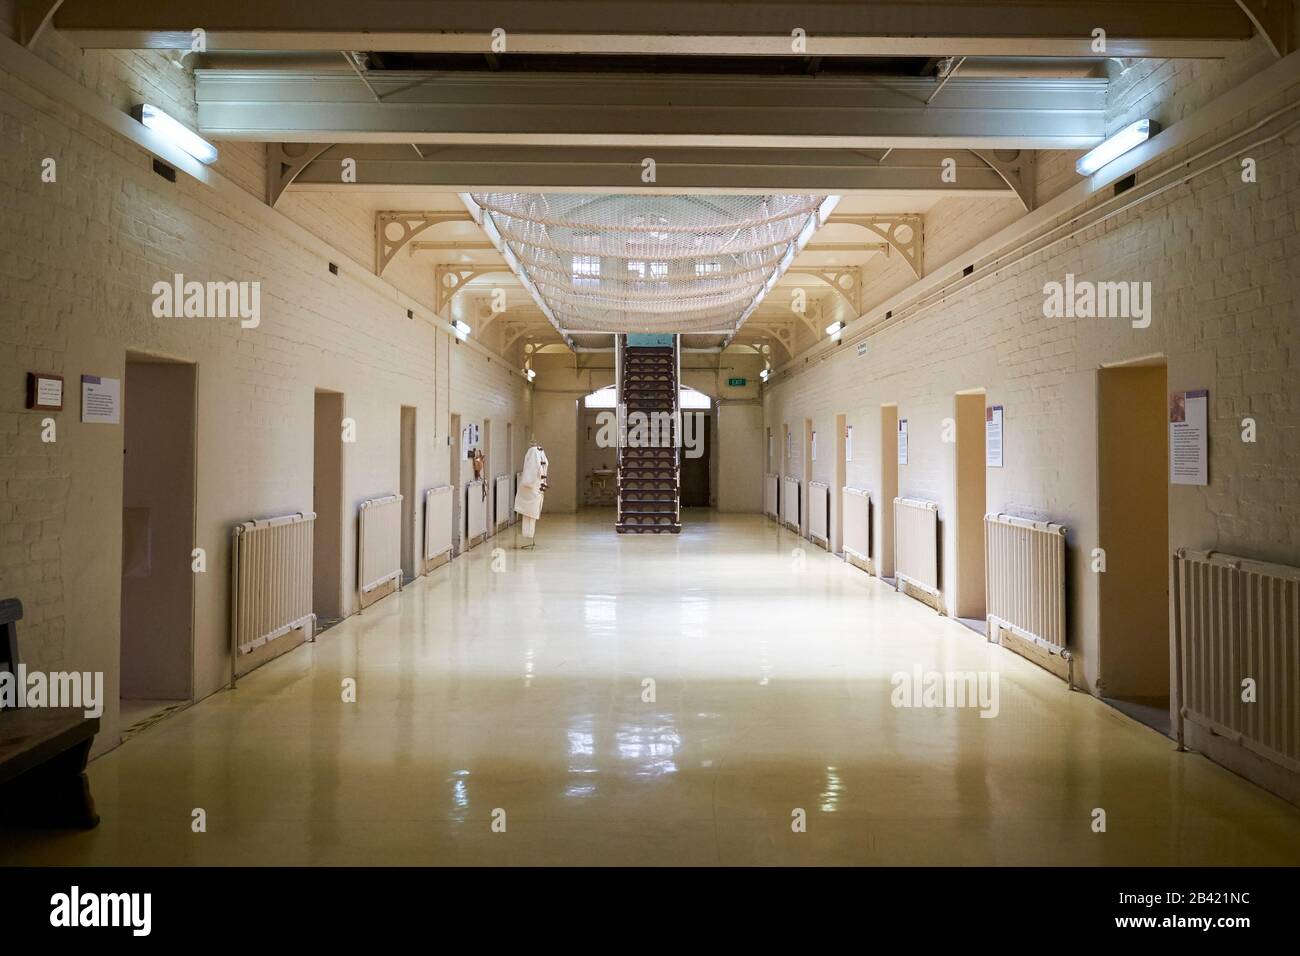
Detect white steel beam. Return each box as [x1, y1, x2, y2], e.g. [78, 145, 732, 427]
[194, 70, 1108, 150]
[285, 144, 1018, 195]
[53, 0, 1256, 59]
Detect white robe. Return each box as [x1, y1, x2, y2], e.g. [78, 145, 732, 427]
[514, 445, 548, 520]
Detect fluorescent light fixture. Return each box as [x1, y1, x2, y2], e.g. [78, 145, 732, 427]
[452, 319, 472, 338]
[825, 321, 845, 336]
[131, 104, 218, 165]
[1075, 119, 1159, 176]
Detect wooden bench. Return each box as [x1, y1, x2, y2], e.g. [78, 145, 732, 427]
[0, 598, 100, 829]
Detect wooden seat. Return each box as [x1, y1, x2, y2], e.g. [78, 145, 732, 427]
[0, 598, 100, 829]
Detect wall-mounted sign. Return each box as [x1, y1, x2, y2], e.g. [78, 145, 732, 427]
[845, 425, 853, 462]
[80, 375, 120, 424]
[856, 342, 868, 357]
[727, 377, 746, 387]
[986, 405, 1004, 468]
[811, 431, 817, 461]
[1170, 389, 1208, 485]
[897, 419, 908, 464]
[26, 372, 63, 411]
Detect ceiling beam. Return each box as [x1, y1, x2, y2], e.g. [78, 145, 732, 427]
[286, 144, 1018, 195]
[53, 0, 1256, 58]
[194, 69, 1108, 150]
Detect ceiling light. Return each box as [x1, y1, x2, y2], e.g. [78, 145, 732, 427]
[825, 321, 845, 336]
[131, 104, 218, 164]
[452, 319, 472, 339]
[1075, 119, 1159, 176]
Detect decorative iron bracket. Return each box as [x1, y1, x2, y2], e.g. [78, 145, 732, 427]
[786, 266, 863, 316]
[825, 215, 924, 278]
[972, 149, 1037, 212]
[376, 211, 472, 275]
[266, 143, 331, 207]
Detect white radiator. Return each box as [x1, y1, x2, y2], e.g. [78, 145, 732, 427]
[1174, 549, 1300, 773]
[359, 494, 403, 601]
[230, 511, 316, 664]
[894, 497, 940, 597]
[764, 473, 780, 520]
[808, 481, 830, 546]
[423, 485, 453, 562]
[985, 513, 1068, 656]
[843, 487, 871, 564]
[494, 474, 511, 531]
[465, 479, 487, 544]
[782, 476, 800, 530]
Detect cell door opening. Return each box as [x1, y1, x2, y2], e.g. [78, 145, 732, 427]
[1097, 360, 1171, 734]
[953, 390, 988, 629]
[121, 355, 196, 736]
[449, 413, 462, 555]
[879, 404, 899, 579]
[399, 405, 417, 582]
[313, 390, 345, 629]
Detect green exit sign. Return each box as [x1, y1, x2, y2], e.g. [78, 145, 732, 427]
[727, 377, 747, 387]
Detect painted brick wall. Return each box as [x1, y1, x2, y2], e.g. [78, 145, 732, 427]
[765, 69, 1300, 698]
[0, 41, 527, 751]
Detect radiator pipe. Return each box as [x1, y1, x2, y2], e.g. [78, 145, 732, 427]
[1171, 550, 1186, 752]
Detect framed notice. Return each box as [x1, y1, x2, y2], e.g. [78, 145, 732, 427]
[811, 431, 817, 461]
[986, 405, 1004, 467]
[845, 425, 853, 462]
[27, 372, 63, 411]
[80, 375, 120, 424]
[897, 419, 908, 465]
[1170, 389, 1208, 485]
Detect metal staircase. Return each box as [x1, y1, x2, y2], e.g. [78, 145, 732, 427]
[616, 334, 682, 534]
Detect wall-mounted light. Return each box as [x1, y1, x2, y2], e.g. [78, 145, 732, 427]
[451, 319, 472, 340]
[525, 368, 536, 382]
[1075, 119, 1159, 176]
[825, 321, 845, 337]
[131, 104, 218, 165]
[760, 368, 770, 382]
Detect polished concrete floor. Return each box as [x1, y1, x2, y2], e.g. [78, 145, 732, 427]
[4, 511, 1300, 866]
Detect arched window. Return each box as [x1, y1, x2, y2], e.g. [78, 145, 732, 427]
[583, 386, 712, 409]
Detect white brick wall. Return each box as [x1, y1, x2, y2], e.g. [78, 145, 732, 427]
[0, 39, 527, 750]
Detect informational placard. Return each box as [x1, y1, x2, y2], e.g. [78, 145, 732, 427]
[27, 372, 63, 411]
[80, 375, 120, 424]
[845, 425, 853, 462]
[985, 405, 1004, 467]
[897, 419, 908, 465]
[811, 431, 817, 461]
[856, 342, 868, 357]
[1169, 389, 1208, 485]
[727, 377, 746, 387]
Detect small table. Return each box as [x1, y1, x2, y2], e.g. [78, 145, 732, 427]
[0, 707, 101, 829]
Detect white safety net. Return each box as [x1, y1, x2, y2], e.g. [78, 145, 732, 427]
[471, 193, 825, 334]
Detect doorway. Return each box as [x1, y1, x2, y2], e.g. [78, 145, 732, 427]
[505, 422, 514, 524]
[680, 412, 712, 507]
[1097, 360, 1170, 731]
[802, 418, 814, 539]
[879, 404, 899, 578]
[121, 356, 196, 735]
[313, 390, 344, 628]
[953, 391, 987, 627]
[399, 405, 417, 582]
[833, 413, 847, 554]
[482, 418, 493, 534]
[449, 412, 462, 555]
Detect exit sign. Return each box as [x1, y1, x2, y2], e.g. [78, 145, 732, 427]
[727, 377, 746, 387]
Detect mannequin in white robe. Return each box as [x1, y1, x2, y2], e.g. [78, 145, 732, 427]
[514, 443, 549, 545]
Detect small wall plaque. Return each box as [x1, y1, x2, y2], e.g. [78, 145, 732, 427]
[26, 372, 63, 411]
